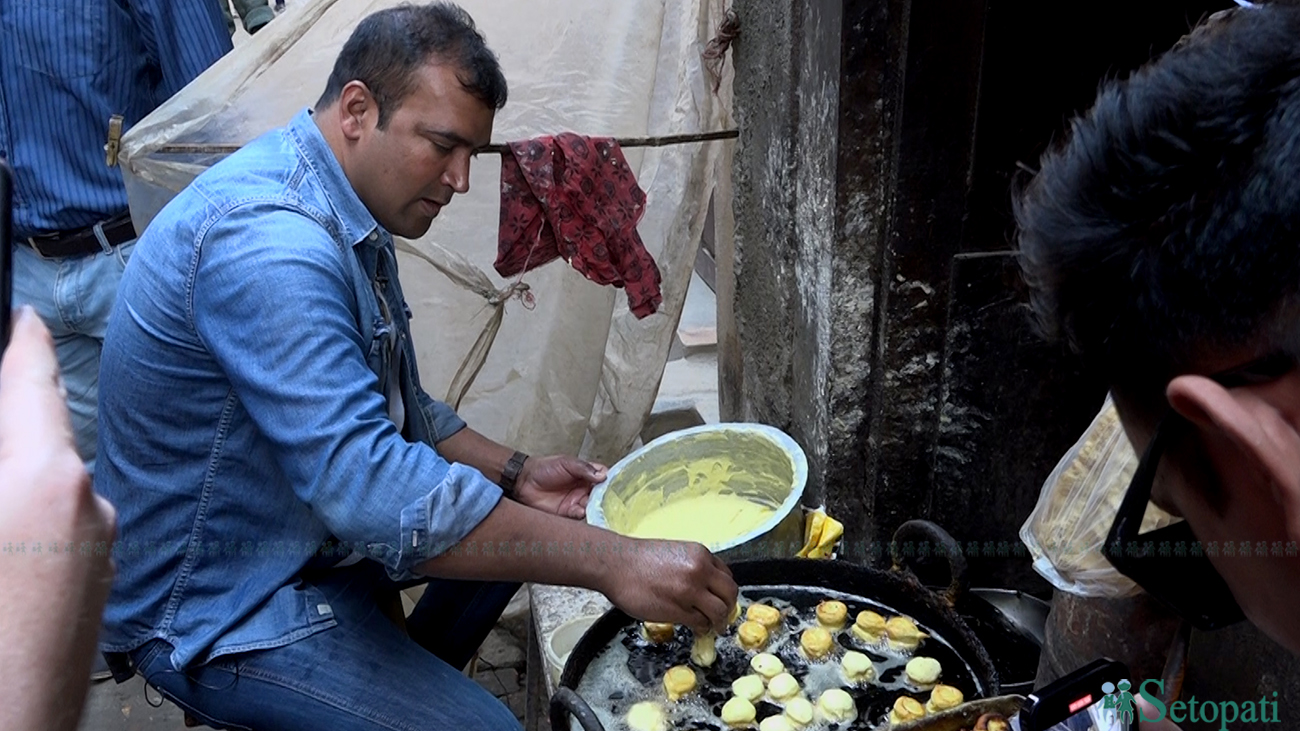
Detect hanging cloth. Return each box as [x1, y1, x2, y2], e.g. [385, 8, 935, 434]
[495, 133, 663, 318]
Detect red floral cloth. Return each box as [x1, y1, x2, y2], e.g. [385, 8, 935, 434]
[495, 133, 663, 318]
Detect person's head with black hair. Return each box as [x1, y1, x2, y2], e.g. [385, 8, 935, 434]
[314, 2, 507, 238]
[1017, 2, 1300, 655]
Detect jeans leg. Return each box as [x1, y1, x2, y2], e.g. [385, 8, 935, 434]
[133, 568, 521, 731]
[10, 240, 135, 475]
[405, 579, 522, 671]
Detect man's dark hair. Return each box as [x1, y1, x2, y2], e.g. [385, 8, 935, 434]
[1015, 4, 1300, 413]
[316, 2, 507, 128]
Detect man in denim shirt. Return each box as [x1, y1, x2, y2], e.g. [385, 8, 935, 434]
[95, 4, 737, 728]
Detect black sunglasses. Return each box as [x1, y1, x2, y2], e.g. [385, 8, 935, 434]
[1105, 351, 1297, 631]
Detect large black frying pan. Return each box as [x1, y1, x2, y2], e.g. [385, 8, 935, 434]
[551, 520, 1001, 731]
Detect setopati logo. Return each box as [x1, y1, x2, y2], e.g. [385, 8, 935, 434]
[1108, 679, 1282, 729]
[1101, 680, 1137, 724]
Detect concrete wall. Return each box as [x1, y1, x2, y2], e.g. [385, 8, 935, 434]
[725, 0, 1105, 589]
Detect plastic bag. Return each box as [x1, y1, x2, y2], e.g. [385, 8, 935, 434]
[1020, 394, 1179, 598]
[797, 509, 844, 559]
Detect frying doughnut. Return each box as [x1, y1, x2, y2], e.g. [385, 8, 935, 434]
[760, 716, 795, 731]
[731, 674, 766, 703]
[816, 600, 848, 630]
[889, 696, 927, 726]
[722, 697, 757, 727]
[767, 672, 800, 701]
[841, 650, 875, 683]
[800, 627, 833, 660]
[852, 610, 887, 643]
[905, 656, 942, 685]
[663, 665, 697, 701]
[926, 684, 964, 713]
[974, 713, 1011, 731]
[784, 697, 814, 727]
[642, 622, 675, 644]
[738, 621, 770, 651]
[815, 688, 857, 723]
[747, 603, 783, 630]
[750, 652, 785, 679]
[626, 701, 668, 731]
[886, 616, 929, 650]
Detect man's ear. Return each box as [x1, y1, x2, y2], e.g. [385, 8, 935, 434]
[336, 81, 375, 142]
[1167, 374, 1300, 535]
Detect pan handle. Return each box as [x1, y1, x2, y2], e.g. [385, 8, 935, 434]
[890, 519, 970, 607]
[550, 687, 607, 731]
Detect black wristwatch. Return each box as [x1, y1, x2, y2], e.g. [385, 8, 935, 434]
[500, 451, 529, 496]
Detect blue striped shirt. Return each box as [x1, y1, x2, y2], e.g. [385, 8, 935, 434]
[0, 1, 232, 240]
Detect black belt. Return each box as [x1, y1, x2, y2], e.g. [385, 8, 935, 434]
[25, 212, 135, 258]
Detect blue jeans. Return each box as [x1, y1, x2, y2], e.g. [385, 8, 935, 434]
[11, 236, 136, 476]
[128, 562, 523, 731]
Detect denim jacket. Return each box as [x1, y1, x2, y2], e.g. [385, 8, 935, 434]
[95, 108, 503, 671]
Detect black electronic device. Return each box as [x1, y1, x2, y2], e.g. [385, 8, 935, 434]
[1018, 658, 1134, 731]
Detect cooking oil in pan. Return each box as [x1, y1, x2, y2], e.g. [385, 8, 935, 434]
[571, 588, 981, 731]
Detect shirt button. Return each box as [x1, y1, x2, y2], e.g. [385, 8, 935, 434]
[368, 232, 378, 241]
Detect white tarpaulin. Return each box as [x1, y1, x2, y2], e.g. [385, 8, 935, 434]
[119, 0, 733, 463]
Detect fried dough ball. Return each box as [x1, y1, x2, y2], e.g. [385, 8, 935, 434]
[841, 650, 875, 683]
[691, 632, 717, 667]
[926, 684, 964, 713]
[747, 603, 783, 630]
[974, 714, 1011, 731]
[784, 697, 815, 727]
[663, 665, 697, 701]
[626, 701, 668, 731]
[815, 688, 857, 723]
[760, 716, 795, 731]
[852, 610, 887, 643]
[731, 674, 766, 703]
[738, 620, 770, 651]
[800, 627, 834, 660]
[728, 602, 742, 625]
[904, 656, 942, 685]
[885, 616, 929, 651]
[767, 672, 801, 701]
[750, 652, 785, 679]
[816, 600, 848, 630]
[889, 696, 927, 726]
[642, 621, 675, 644]
[722, 697, 757, 727]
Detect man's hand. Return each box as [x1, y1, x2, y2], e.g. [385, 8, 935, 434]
[514, 455, 607, 519]
[596, 539, 738, 634]
[0, 307, 117, 731]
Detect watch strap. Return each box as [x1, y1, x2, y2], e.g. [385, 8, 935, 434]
[501, 451, 529, 495]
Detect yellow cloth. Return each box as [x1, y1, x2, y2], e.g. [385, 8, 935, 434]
[797, 510, 843, 559]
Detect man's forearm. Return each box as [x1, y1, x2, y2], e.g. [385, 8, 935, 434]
[435, 427, 518, 485]
[414, 498, 624, 590]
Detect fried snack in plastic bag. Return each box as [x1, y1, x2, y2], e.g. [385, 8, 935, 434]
[1020, 395, 1179, 597]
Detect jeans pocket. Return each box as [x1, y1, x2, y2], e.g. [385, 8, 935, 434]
[113, 240, 138, 271]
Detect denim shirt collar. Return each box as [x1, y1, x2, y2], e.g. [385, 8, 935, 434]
[285, 108, 384, 249]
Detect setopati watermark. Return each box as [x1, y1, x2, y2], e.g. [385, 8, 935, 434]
[1103, 679, 1281, 729]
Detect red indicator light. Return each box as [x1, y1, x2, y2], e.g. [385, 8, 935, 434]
[1069, 695, 1094, 713]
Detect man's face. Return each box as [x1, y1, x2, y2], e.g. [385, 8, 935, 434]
[348, 62, 495, 239]
[1122, 357, 1300, 654]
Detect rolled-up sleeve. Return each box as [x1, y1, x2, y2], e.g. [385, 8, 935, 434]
[416, 389, 468, 443]
[190, 205, 501, 579]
